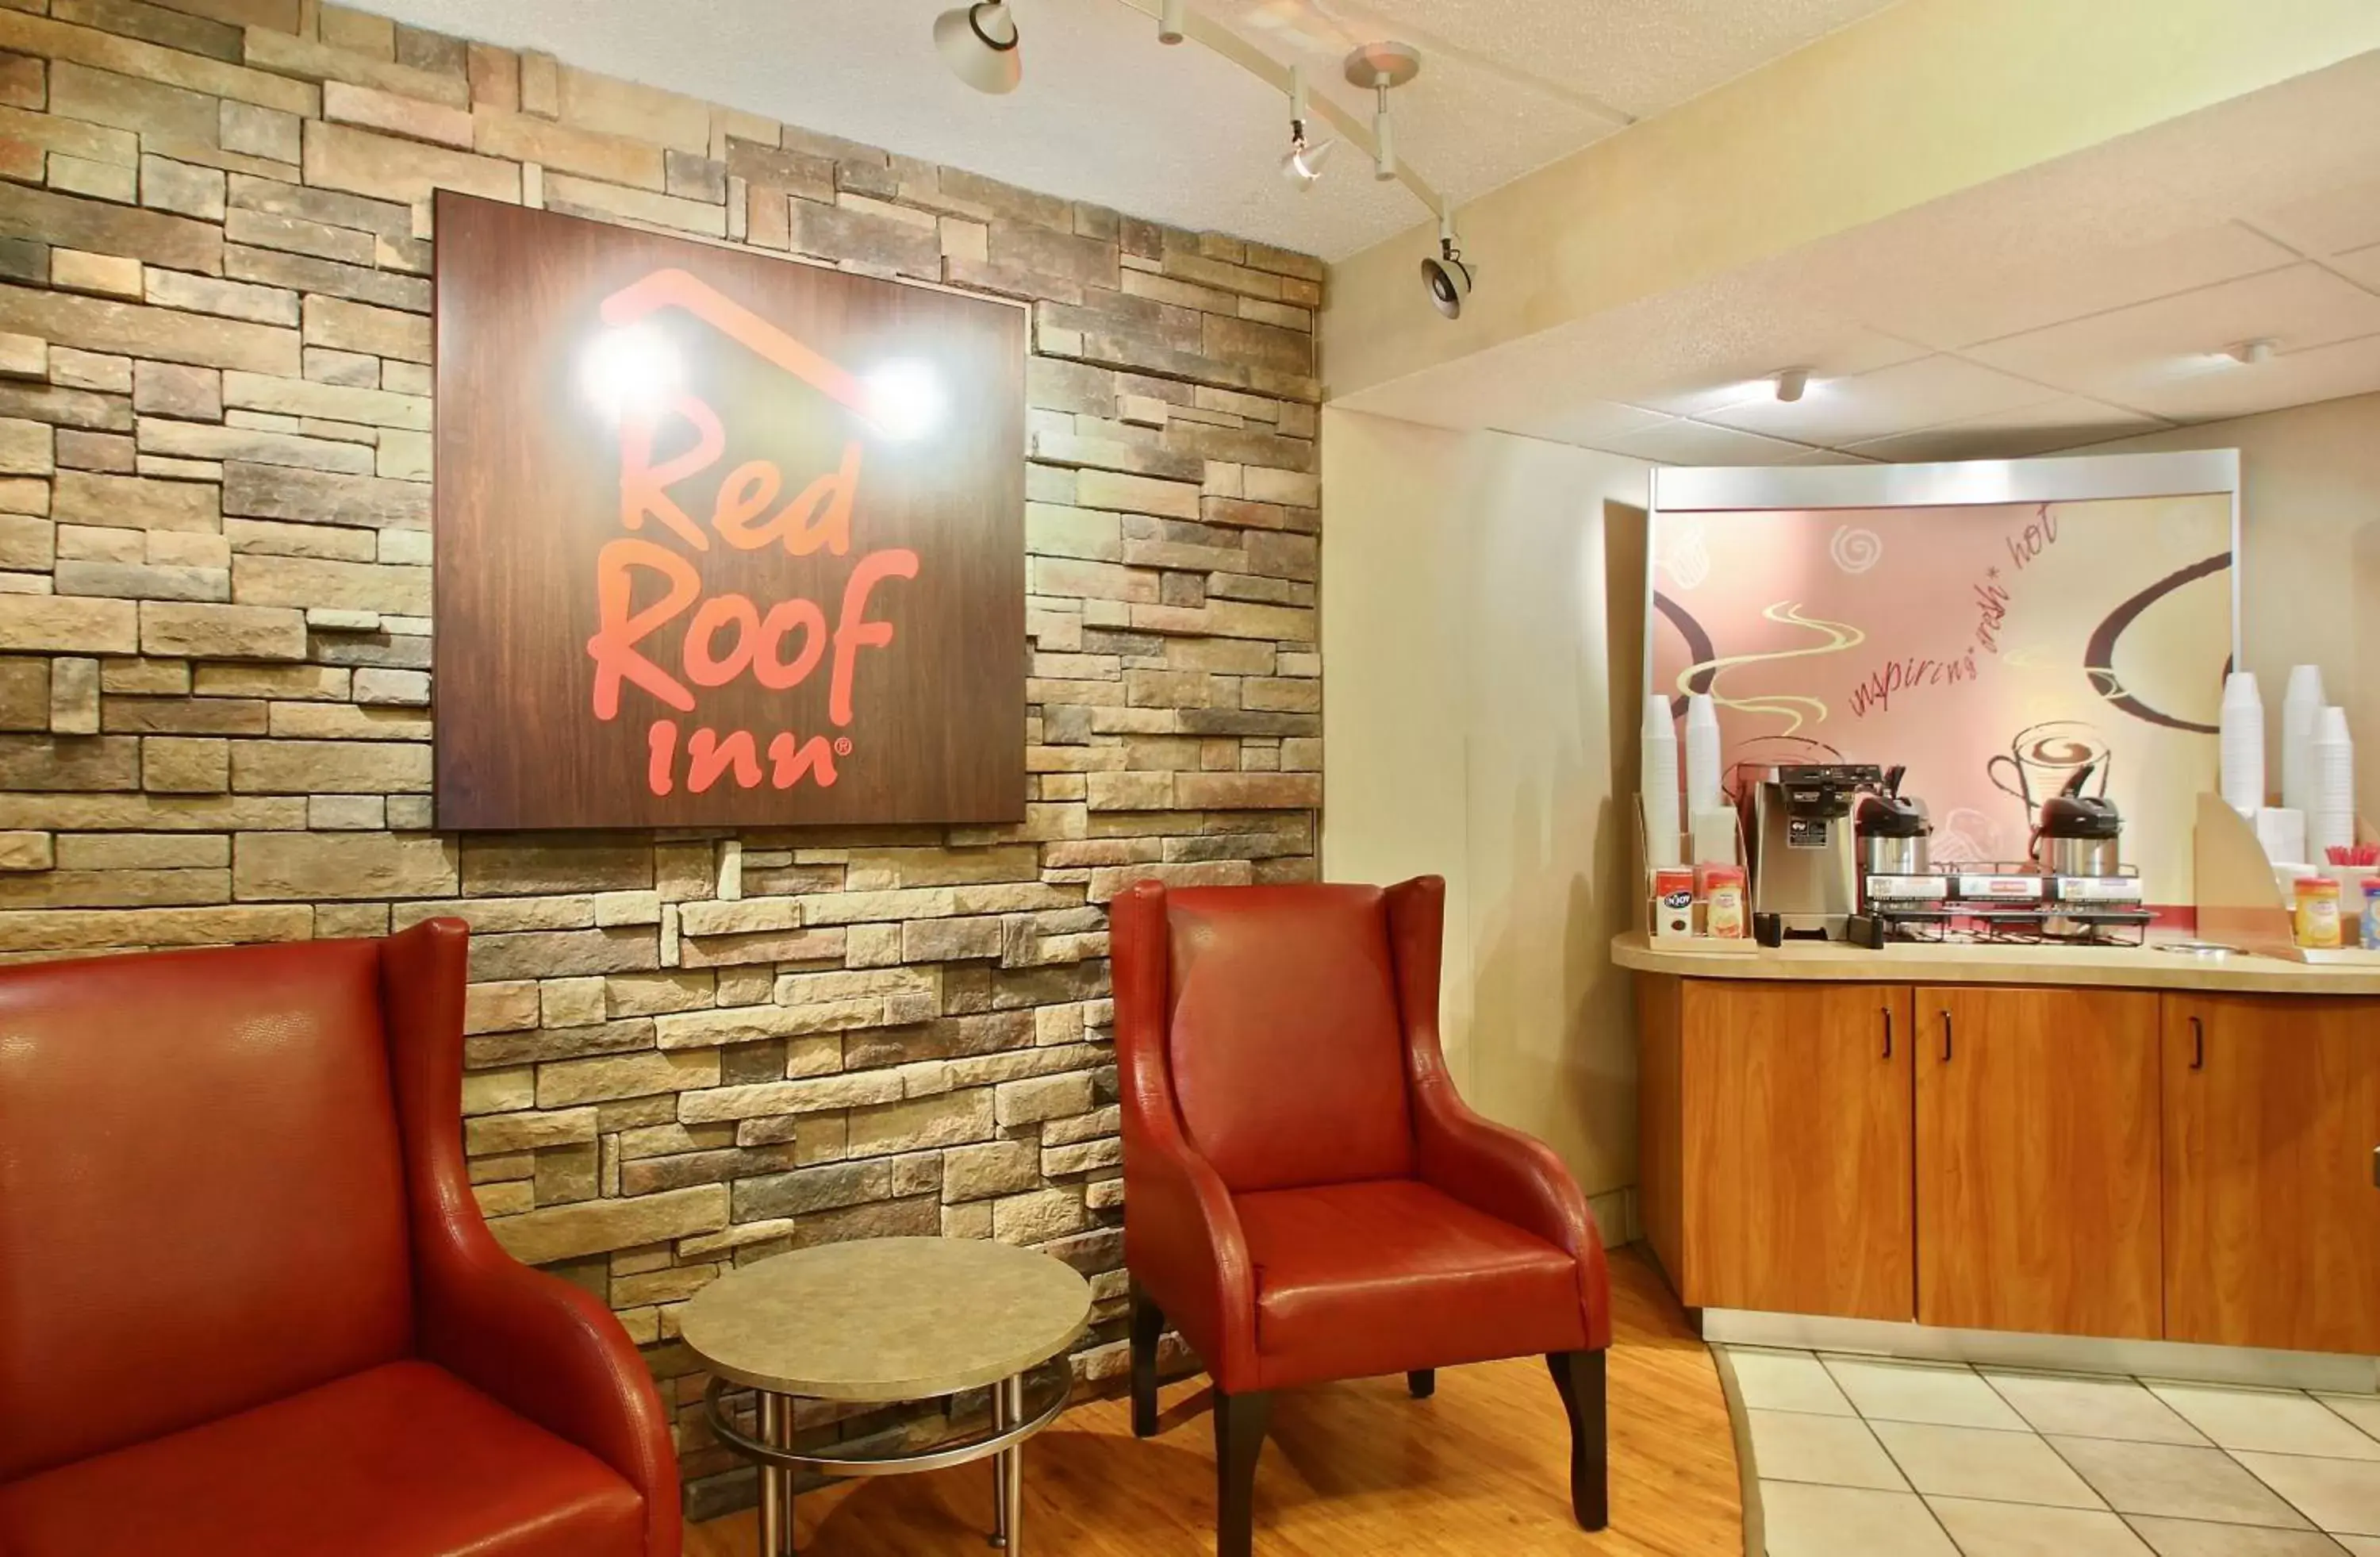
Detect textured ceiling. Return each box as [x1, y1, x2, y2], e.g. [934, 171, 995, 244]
[359, 0, 1900, 260]
[1340, 49, 2380, 463]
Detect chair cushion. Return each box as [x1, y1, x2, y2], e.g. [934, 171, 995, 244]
[1165, 884, 1416, 1193]
[1236, 1179, 1591, 1390]
[0, 937, 412, 1479]
[0, 1360, 647, 1557]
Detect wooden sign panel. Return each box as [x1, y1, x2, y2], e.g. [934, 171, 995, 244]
[432, 193, 1027, 830]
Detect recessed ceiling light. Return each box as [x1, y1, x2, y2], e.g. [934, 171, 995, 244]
[2225, 338, 2277, 366]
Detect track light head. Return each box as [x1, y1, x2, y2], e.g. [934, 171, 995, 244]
[1421, 215, 1472, 320]
[1157, 0, 1185, 44]
[2226, 337, 2277, 366]
[1774, 367, 1811, 402]
[1280, 122, 1333, 188]
[933, 2, 1020, 94]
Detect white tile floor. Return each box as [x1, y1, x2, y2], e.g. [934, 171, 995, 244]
[1722, 1347, 2380, 1556]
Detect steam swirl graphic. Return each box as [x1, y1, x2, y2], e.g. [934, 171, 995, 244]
[1829, 525, 1883, 574]
[1674, 601, 1865, 736]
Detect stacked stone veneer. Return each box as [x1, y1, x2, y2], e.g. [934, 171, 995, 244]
[0, 0, 1322, 1511]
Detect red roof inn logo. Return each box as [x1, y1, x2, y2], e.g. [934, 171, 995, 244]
[586, 269, 917, 798]
[432, 195, 1026, 831]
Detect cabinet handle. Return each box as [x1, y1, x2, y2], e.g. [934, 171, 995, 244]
[1941, 1010, 1953, 1063]
[1883, 1006, 1894, 1059]
[2190, 1015, 2205, 1071]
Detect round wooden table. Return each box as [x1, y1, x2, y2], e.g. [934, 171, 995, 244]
[680, 1236, 1092, 1557]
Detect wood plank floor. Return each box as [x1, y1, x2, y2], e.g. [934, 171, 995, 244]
[685, 1247, 1744, 1556]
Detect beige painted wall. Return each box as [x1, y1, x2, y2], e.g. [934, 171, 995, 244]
[1322, 409, 1654, 1207]
[2077, 391, 2380, 827]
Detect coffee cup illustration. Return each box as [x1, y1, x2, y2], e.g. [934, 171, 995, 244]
[1987, 721, 2111, 816]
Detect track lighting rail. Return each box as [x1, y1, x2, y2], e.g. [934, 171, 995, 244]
[1100, 0, 1447, 221]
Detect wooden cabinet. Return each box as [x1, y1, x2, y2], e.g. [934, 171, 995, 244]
[1640, 966, 2380, 1356]
[2164, 995, 2380, 1355]
[1640, 978, 1913, 1321]
[1913, 986, 2163, 1339]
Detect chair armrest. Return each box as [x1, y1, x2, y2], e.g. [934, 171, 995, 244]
[1411, 1079, 1601, 1261]
[381, 919, 682, 1557]
[1123, 1120, 1259, 1385]
[1111, 881, 1261, 1390]
[414, 1227, 683, 1547]
[1387, 878, 1611, 1349]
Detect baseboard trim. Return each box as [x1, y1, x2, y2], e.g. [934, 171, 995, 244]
[1702, 1309, 2380, 1394]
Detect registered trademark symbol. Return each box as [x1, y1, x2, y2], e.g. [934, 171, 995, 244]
[835, 737, 853, 755]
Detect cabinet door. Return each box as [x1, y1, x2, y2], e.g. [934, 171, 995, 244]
[1915, 986, 2162, 1339]
[1680, 981, 1913, 1320]
[2165, 995, 2380, 1354]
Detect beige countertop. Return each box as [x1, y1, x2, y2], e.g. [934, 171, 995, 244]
[1612, 931, 2380, 996]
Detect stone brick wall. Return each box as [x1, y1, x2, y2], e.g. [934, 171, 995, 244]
[0, 0, 1320, 1511]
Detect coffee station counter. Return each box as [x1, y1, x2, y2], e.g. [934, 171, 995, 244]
[1626, 929, 2380, 1367]
[1611, 929, 2380, 995]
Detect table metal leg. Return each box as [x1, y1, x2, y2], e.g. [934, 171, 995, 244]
[990, 1374, 1025, 1552]
[759, 1392, 796, 1557]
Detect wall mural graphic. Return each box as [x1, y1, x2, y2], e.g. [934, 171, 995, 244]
[432, 194, 1028, 830]
[1651, 495, 2231, 903]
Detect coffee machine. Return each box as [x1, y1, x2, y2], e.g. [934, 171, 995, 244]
[1743, 763, 1880, 944]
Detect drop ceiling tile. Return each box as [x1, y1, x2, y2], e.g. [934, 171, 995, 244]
[1588, 418, 1823, 466]
[1701, 354, 2058, 445]
[1545, 272, 1926, 419]
[2254, 173, 2380, 259]
[1772, 145, 2303, 351]
[2120, 331, 2380, 424]
[1964, 263, 2380, 413]
[1770, 447, 1883, 466]
[1842, 396, 2167, 463]
[2336, 242, 2380, 293]
[1494, 398, 1676, 447]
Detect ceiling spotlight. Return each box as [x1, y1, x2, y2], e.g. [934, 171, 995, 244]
[1421, 211, 1472, 320]
[1345, 40, 1421, 183]
[933, 2, 1020, 94]
[1157, 0, 1185, 44]
[1278, 65, 1334, 190]
[1774, 367, 1812, 402]
[2226, 337, 2277, 366]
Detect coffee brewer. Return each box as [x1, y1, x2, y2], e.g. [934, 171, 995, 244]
[1742, 763, 1879, 945]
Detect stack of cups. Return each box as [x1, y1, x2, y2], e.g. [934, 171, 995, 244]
[2284, 665, 2327, 817]
[1683, 694, 1734, 863]
[1640, 698, 1681, 868]
[2314, 705, 2356, 861]
[2219, 671, 2264, 815]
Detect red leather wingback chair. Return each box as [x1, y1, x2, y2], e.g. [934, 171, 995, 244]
[0, 920, 679, 1557]
[1113, 876, 1611, 1555]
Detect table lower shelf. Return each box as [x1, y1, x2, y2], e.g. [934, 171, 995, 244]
[703, 1360, 1072, 1478]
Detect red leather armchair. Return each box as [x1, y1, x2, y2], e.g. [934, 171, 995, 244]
[0, 920, 680, 1557]
[1114, 876, 1611, 1555]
